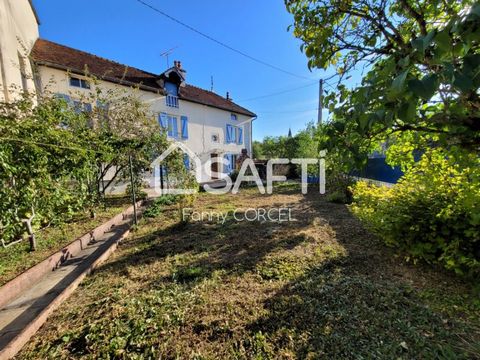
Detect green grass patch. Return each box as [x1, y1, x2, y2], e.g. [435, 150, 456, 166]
[16, 189, 480, 359]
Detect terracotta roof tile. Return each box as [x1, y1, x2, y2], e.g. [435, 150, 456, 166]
[31, 39, 256, 117]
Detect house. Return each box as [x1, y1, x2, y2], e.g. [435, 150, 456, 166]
[0, 0, 39, 102]
[0, 0, 257, 184]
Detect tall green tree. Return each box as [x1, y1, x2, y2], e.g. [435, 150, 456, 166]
[286, 0, 480, 161]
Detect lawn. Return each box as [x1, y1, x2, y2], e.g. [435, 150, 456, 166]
[0, 196, 132, 286]
[17, 185, 480, 359]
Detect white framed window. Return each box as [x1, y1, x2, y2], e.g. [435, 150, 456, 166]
[69, 76, 90, 89]
[226, 124, 243, 145]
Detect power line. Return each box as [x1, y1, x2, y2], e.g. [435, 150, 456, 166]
[237, 81, 318, 102]
[255, 108, 318, 114]
[135, 0, 314, 81]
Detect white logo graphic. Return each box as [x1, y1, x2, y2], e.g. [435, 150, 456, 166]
[151, 142, 326, 195]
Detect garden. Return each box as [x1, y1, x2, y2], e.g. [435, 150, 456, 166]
[1, 0, 479, 358]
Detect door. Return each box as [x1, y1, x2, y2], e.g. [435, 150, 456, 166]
[211, 153, 218, 179]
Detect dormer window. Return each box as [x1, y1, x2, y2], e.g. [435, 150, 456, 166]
[165, 81, 179, 108]
[69, 76, 90, 89]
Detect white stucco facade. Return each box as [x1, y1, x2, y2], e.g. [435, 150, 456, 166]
[1, 0, 255, 184]
[36, 66, 255, 183]
[0, 0, 39, 102]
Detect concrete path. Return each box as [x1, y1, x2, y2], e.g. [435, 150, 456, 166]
[0, 217, 133, 359]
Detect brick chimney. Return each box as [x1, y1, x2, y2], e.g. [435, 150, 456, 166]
[226, 91, 231, 101]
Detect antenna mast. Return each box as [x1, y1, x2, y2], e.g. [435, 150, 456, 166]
[160, 46, 178, 68]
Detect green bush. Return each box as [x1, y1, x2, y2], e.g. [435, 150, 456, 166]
[350, 149, 480, 277]
[325, 169, 354, 204]
[143, 195, 179, 218]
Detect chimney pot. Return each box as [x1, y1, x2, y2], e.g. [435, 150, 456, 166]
[226, 91, 230, 100]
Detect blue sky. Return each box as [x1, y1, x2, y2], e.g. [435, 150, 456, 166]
[33, 0, 334, 140]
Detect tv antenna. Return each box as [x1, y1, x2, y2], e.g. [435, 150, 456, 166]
[160, 46, 178, 68]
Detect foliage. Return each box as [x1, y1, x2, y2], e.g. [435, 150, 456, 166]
[253, 122, 323, 177]
[17, 187, 480, 359]
[63, 81, 174, 199]
[287, 0, 480, 156]
[252, 140, 264, 159]
[254, 123, 321, 160]
[0, 93, 96, 245]
[0, 196, 131, 286]
[143, 195, 179, 218]
[287, 0, 480, 276]
[350, 148, 480, 277]
[0, 80, 190, 248]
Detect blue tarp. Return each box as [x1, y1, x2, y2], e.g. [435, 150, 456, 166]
[351, 157, 404, 184]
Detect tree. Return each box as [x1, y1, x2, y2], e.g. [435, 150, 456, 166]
[286, 0, 480, 159]
[0, 92, 96, 248]
[0, 82, 188, 249]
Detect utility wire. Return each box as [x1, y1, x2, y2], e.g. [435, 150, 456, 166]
[255, 108, 318, 114]
[237, 81, 318, 102]
[135, 0, 314, 81]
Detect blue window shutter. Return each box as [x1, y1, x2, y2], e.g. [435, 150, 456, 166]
[172, 117, 178, 138]
[183, 154, 190, 170]
[56, 93, 71, 104]
[225, 125, 231, 143]
[167, 116, 174, 137]
[238, 128, 243, 145]
[181, 116, 189, 139]
[84, 103, 92, 113]
[73, 100, 82, 113]
[159, 113, 168, 129]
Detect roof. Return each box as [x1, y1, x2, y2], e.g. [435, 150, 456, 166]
[31, 39, 256, 117]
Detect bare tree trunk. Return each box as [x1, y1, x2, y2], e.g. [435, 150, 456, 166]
[22, 207, 36, 251]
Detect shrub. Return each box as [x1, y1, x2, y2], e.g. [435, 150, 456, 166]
[325, 190, 349, 204]
[325, 169, 354, 204]
[350, 148, 480, 277]
[143, 195, 179, 218]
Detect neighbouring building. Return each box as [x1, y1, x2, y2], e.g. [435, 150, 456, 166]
[0, 1, 257, 184]
[0, 0, 39, 102]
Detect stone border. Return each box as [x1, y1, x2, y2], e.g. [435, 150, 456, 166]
[0, 224, 135, 360]
[0, 200, 146, 359]
[0, 200, 144, 310]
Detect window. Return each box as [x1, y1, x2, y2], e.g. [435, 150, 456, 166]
[223, 153, 237, 174]
[226, 124, 243, 145]
[167, 115, 178, 138]
[231, 113, 237, 121]
[166, 95, 179, 108]
[69, 76, 90, 89]
[73, 100, 92, 114]
[158, 113, 179, 138]
[165, 81, 179, 108]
